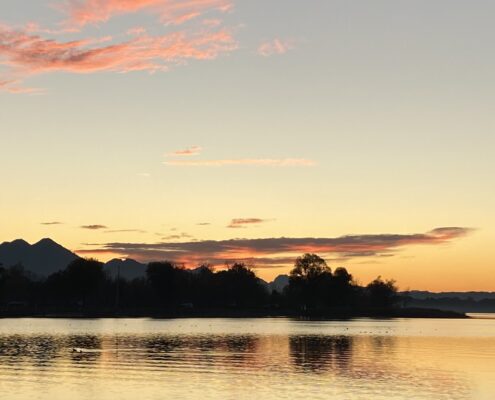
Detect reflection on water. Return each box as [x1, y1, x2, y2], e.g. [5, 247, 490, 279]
[0, 318, 494, 399]
[289, 335, 352, 373]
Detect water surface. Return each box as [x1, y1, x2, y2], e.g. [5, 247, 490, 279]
[0, 317, 494, 399]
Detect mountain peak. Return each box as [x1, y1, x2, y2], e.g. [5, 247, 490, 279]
[0, 238, 78, 277]
[7, 238, 30, 247]
[32, 238, 76, 254]
[107, 258, 141, 265]
[269, 274, 289, 292]
[105, 258, 146, 280]
[34, 238, 58, 247]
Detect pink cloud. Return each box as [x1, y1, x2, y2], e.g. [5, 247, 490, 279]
[0, 28, 236, 73]
[0, 26, 237, 91]
[76, 227, 473, 269]
[0, 79, 43, 94]
[127, 27, 147, 36]
[23, 22, 79, 35]
[203, 19, 222, 27]
[60, 0, 233, 27]
[0, 79, 20, 93]
[258, 38, 294, 57]
[169, 146, 203, 156]
[163, 158, 316, 167]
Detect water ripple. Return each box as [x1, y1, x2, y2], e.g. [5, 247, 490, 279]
[0, 318, 493, 399]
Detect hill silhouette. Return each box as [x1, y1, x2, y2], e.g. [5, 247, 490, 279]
[0, 238, 490, 315]
[269, 274, 289, 292]
[0, 239, 149, 281]
[0, 238, 78, 277]
[0, 238, 286, 286]
[0, 241, 468, 318]
[105, 258, 147, 280]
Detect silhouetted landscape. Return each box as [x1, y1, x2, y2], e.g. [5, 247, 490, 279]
[3, 1, 495, 398]
[0, 239, 468, 318]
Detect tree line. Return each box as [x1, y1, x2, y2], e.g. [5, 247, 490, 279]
[0, 253, 399, 316]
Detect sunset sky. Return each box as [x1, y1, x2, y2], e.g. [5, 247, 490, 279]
[1, 0, 494, 291]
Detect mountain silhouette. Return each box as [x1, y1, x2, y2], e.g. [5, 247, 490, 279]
[105, 258, 147, 280]
[403, 290, 495, 301]
[1, 239, 305, 291]
[0, 238, 79, 277]
[269, 274, 289, 292]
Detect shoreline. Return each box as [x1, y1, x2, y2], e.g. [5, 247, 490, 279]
[0, 307, 468, 319]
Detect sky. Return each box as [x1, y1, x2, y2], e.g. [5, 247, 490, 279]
[1, 0, 494, 291]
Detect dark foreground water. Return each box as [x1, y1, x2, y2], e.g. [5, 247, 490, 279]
[0, 317, 494, 399]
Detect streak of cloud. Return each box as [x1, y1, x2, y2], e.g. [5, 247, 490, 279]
[227, 218, 271, 228]
[169, 146, 202, 156]
[161, 235, 182, 240]
[76, 227, 473, 269]
[0, 79, 43, 94]
[258, 38, 294, 57]
[105, 229, 147, 234]
[163, 158, 316, 167]
[0, 25, 236, 91]
[59, 0, 233, 27]
[81, 224, 108, 230]
[0, 27, 236, 73]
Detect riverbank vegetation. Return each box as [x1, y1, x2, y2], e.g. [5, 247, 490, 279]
[0, 253, 464, 318]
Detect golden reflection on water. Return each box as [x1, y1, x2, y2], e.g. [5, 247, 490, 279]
[0, 318, 494, 399]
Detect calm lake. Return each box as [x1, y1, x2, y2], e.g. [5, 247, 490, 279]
[0, 317, 494, 399]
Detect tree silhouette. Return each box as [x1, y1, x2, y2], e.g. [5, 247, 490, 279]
[290, 253, 331, 280]
[0, 264, 37, 307]
[191, 263, 215, 306]
[146, 261, 184, 306]
[287, 253, 332, 309]
[0, 252, 419, 316]
[328, 267, 356, 307]
[214, 263, 268, 307]
[63, 258, 107, 308]
[366, 276, 399, 308]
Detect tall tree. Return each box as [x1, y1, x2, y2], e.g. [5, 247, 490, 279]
[288, 253, 332, 309]
[64, 258, 107, 308]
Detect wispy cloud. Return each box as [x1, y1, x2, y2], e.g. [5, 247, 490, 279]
[81, 224, 108, 230]
[41, 221, 63, 225]
[76, 227, 473, 269]
[161, 232, 194, 241]
[258, 38, 294, 57]
[0, 79, 43, 94]
[169, 146, 202, 156]
[127, 27, 147, 36]
[161, 235, 182, 240]
[0, 0, 237, 93]
[164, 158, 316, 167]
[0, 25, 237, 91]
[58, 0, 233, 27]
[227, 218, 271, 229]
[163, 147, 314, 168]
[23, 21, 79, 35]
[203, 19, 222, 27]
[105, 229, 147, 234]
